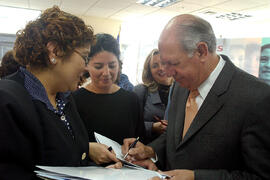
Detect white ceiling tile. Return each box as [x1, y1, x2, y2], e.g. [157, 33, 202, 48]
[29, 0, 60, 10]
[238, 3, 270, 21]
[0, 0, 269, 25]
[213, 0, 268, 11]
[109, 2, 160, 20]
[92, 0, 132, 10]
[193, 6, 255, 25]
[110, 15, 135, 21]
[85, 7, 118, 18]
[110, 11, 144, 21]
[60, 0, 98, 15]
[164, 1, 205, 13]
[193, 6, 232, 17]
[116, 4, 158, 14]
[184, 0, 229, 6]
[143, 9, 181, 21]
[241, 1, 270, 11]
[110, 0, 137, 3]
[83, 0, 135, 18]
[240, 3, 270, 13]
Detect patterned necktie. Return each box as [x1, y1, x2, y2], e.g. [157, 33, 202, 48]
[182, 89, 200, 138]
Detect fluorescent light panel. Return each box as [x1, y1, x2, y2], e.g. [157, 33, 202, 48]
[136, 0, 181, 8]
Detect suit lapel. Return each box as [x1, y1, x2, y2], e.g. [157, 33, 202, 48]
[177, 55, 236, 148]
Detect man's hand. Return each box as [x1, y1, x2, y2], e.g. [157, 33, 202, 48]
[89, 142, 119, 164]
[122, 138, 155, 161]
[132, 159, 158, 171]
[149, 170, 194, 180]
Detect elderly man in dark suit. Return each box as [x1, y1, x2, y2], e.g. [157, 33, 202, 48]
[122, 14, 270, 180]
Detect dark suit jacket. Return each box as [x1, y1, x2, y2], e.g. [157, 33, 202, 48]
[0, 72, 90, 180]
[149, 55, 270, 179]
[134, 84, 167, 143]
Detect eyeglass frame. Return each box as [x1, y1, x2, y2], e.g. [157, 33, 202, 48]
[74, 49, 90, 65]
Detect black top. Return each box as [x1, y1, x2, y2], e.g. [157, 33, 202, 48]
[0, 72, 90, 180]
[73, 88, 146, 144]
[158, 84, 170, 107]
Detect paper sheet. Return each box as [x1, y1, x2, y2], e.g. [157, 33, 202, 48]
[36, 166, 162, 180]
[94, 132, 123, 160]
[94, 132, 143, 169]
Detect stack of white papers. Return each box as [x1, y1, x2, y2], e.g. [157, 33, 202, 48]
[35, 166, 163, 180]
[94, 132, 143, 169]
[35, 133, 170, 180]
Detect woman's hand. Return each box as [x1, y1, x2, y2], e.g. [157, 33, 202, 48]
[132, 159, 158, 171]
[152, 120, 168, 134]
[106, 162, 123, 169]
[89, 142, 119, 164]
[149, 169, 194, 180]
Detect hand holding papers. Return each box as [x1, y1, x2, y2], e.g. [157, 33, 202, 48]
[89, 142, 119, 165]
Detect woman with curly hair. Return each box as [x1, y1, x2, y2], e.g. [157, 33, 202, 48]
[0, 6, 119, 179]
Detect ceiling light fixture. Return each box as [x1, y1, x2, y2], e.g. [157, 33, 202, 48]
[216, 13, 252, 21]
[136, 0, 181, 8]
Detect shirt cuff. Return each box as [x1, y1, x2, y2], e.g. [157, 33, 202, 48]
[150, 153, 158, 163]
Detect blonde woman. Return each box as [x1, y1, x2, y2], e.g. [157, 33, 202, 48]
[134, 49, 173, 143]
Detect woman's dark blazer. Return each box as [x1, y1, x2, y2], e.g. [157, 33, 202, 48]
[0, 72, 90, 180]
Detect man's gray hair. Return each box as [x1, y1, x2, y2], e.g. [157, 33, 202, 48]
[176, 16, 216, 57]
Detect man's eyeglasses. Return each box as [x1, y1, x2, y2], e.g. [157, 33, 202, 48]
[74, 49, 90, 65]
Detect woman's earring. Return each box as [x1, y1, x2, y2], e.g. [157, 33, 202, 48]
[51, 58, 56, 64]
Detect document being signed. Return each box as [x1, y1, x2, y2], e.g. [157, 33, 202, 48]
[94, 132, 143, 169]
[35, 133, 169, 180]
[35, 165, 163, 180]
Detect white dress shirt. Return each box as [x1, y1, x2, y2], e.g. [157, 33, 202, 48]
[196, 55, 226, 109]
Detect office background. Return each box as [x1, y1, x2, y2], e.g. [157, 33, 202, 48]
[0, 0, 270, 84]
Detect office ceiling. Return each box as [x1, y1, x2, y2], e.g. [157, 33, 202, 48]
[0, 0, 270, 23]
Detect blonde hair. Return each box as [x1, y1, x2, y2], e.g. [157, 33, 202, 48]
[142, 49, 160, 92]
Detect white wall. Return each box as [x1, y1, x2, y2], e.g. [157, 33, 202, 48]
[81, 15, 122, 38]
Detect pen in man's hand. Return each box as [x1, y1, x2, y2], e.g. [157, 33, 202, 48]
[123, 137, 139, 159]
[153, 115, 167, 126]
[107, 146, 112, 152]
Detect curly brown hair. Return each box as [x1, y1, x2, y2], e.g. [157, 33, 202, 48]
[14, 6, 94, 68]
[0, 50, 20, 78]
